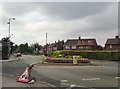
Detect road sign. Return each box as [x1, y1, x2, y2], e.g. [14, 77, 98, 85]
[73, 56, 78, 65]
[17, 64, 36, 84]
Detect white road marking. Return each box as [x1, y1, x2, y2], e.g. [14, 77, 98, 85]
[69, 84, 87, 88]
[115, 77, 120, 79]
[82, 78, 100, 81]
[60, 80, 68, 83]
[61, 83, 70, 86]
[61, 82, 87, 88]
[70, 84, 77, 87]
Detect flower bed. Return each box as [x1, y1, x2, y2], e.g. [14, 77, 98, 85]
[45, 57, 90, 63]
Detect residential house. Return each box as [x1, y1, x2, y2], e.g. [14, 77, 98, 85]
[64, 39, 78, 50]
[64, 37, 97, 50]
[105, 36, 120, 50]
[41, 40, 64, 52]
[48, 40, 64, 51]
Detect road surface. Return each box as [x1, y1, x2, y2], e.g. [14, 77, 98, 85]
[2, 55, 119, 89]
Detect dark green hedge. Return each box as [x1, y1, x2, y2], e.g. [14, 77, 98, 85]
[48, 50, 120, 61]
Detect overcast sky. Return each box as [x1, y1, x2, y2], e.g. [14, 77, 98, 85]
[0, 2, 118, 46]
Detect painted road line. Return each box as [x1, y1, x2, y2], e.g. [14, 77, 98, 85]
[70, 84, 87, 88]
[61, 82, 88, 88]
[82, 78, 100, 81]
[70, 84, 77, 87]
[60, 80, 68, 83]
[115, 77, 120, 79]
[61, 83, 70, 86]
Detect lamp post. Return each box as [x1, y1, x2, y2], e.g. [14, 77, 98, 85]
[7, 18, 15, 38]
[7, 18, 15, 59]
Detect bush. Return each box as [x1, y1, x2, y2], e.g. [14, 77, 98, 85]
[65, 56, 69, 59]
[47, 51, 53, 57]
[76, 56, 82, 59]
[52, 51, 65, 58]
[48, 50, 119, 61]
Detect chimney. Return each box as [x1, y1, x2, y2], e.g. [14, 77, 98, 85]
[78, 36, 81, 40]
[115, 35, 119, 39]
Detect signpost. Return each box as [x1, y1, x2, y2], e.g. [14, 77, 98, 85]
[73, 56, 78, 65]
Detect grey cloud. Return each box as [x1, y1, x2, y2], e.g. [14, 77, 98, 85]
[1, 2, 118, 46]
[2, 2, 112, 20]
[39, 2, 112, 20]
[87, 3, 118, 31]
[2, 2, 38, 15]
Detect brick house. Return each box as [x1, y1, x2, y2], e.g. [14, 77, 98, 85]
[105, 36, 120, 50]
[48, 40, 64, 51]
[64, 37, 97, 50]
[41, 40, 64, 52]
[64, 39, 78, 50]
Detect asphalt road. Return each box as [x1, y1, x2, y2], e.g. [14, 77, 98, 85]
[2, 55, 60, 88]
[34, 63, 119, 87]
[2, 55, 119, 89]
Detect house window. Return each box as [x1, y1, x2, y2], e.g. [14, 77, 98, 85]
[53, 47, 57, 50]
[71, 46, 76, 49]
[50, 48, 52, 50]
[86, 46, 88, 49]
[82, 41, 84, 43]
[79, 46, 83, 49]
[110, 45, 112, 49]
[88, 40, 91, 43]
[65, 46, 70, 49]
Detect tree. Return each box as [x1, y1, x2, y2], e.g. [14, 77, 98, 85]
[12, 42, 42, 55]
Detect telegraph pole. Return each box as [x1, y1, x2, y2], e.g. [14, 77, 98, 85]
[46, 33, 47, 56]
[46, 33, 47, 46]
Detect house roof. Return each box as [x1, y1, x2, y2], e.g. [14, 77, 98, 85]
[64, 38, 97, 46]
[64, 39, 78, 46]
[77, 39, 97, 46]
[48, 43, 57, 48]
[48, 41, 64, 48]
[105, 38, 120, 45]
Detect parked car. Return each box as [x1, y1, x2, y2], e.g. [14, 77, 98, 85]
[14, 53, 22, 57]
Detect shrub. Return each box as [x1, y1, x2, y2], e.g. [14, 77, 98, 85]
[68, 56, 73, 58]
[47, 51, 53, 57]
[76, 56, 82, 59]
[65, 56, 69, 59]
[48, 50, 119, 61]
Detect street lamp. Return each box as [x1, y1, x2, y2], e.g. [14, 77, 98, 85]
[7, 18, 15, 38]
[7, 18, 15, 59]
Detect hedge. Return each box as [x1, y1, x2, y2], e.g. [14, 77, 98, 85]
[47, 50, 120, 61]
